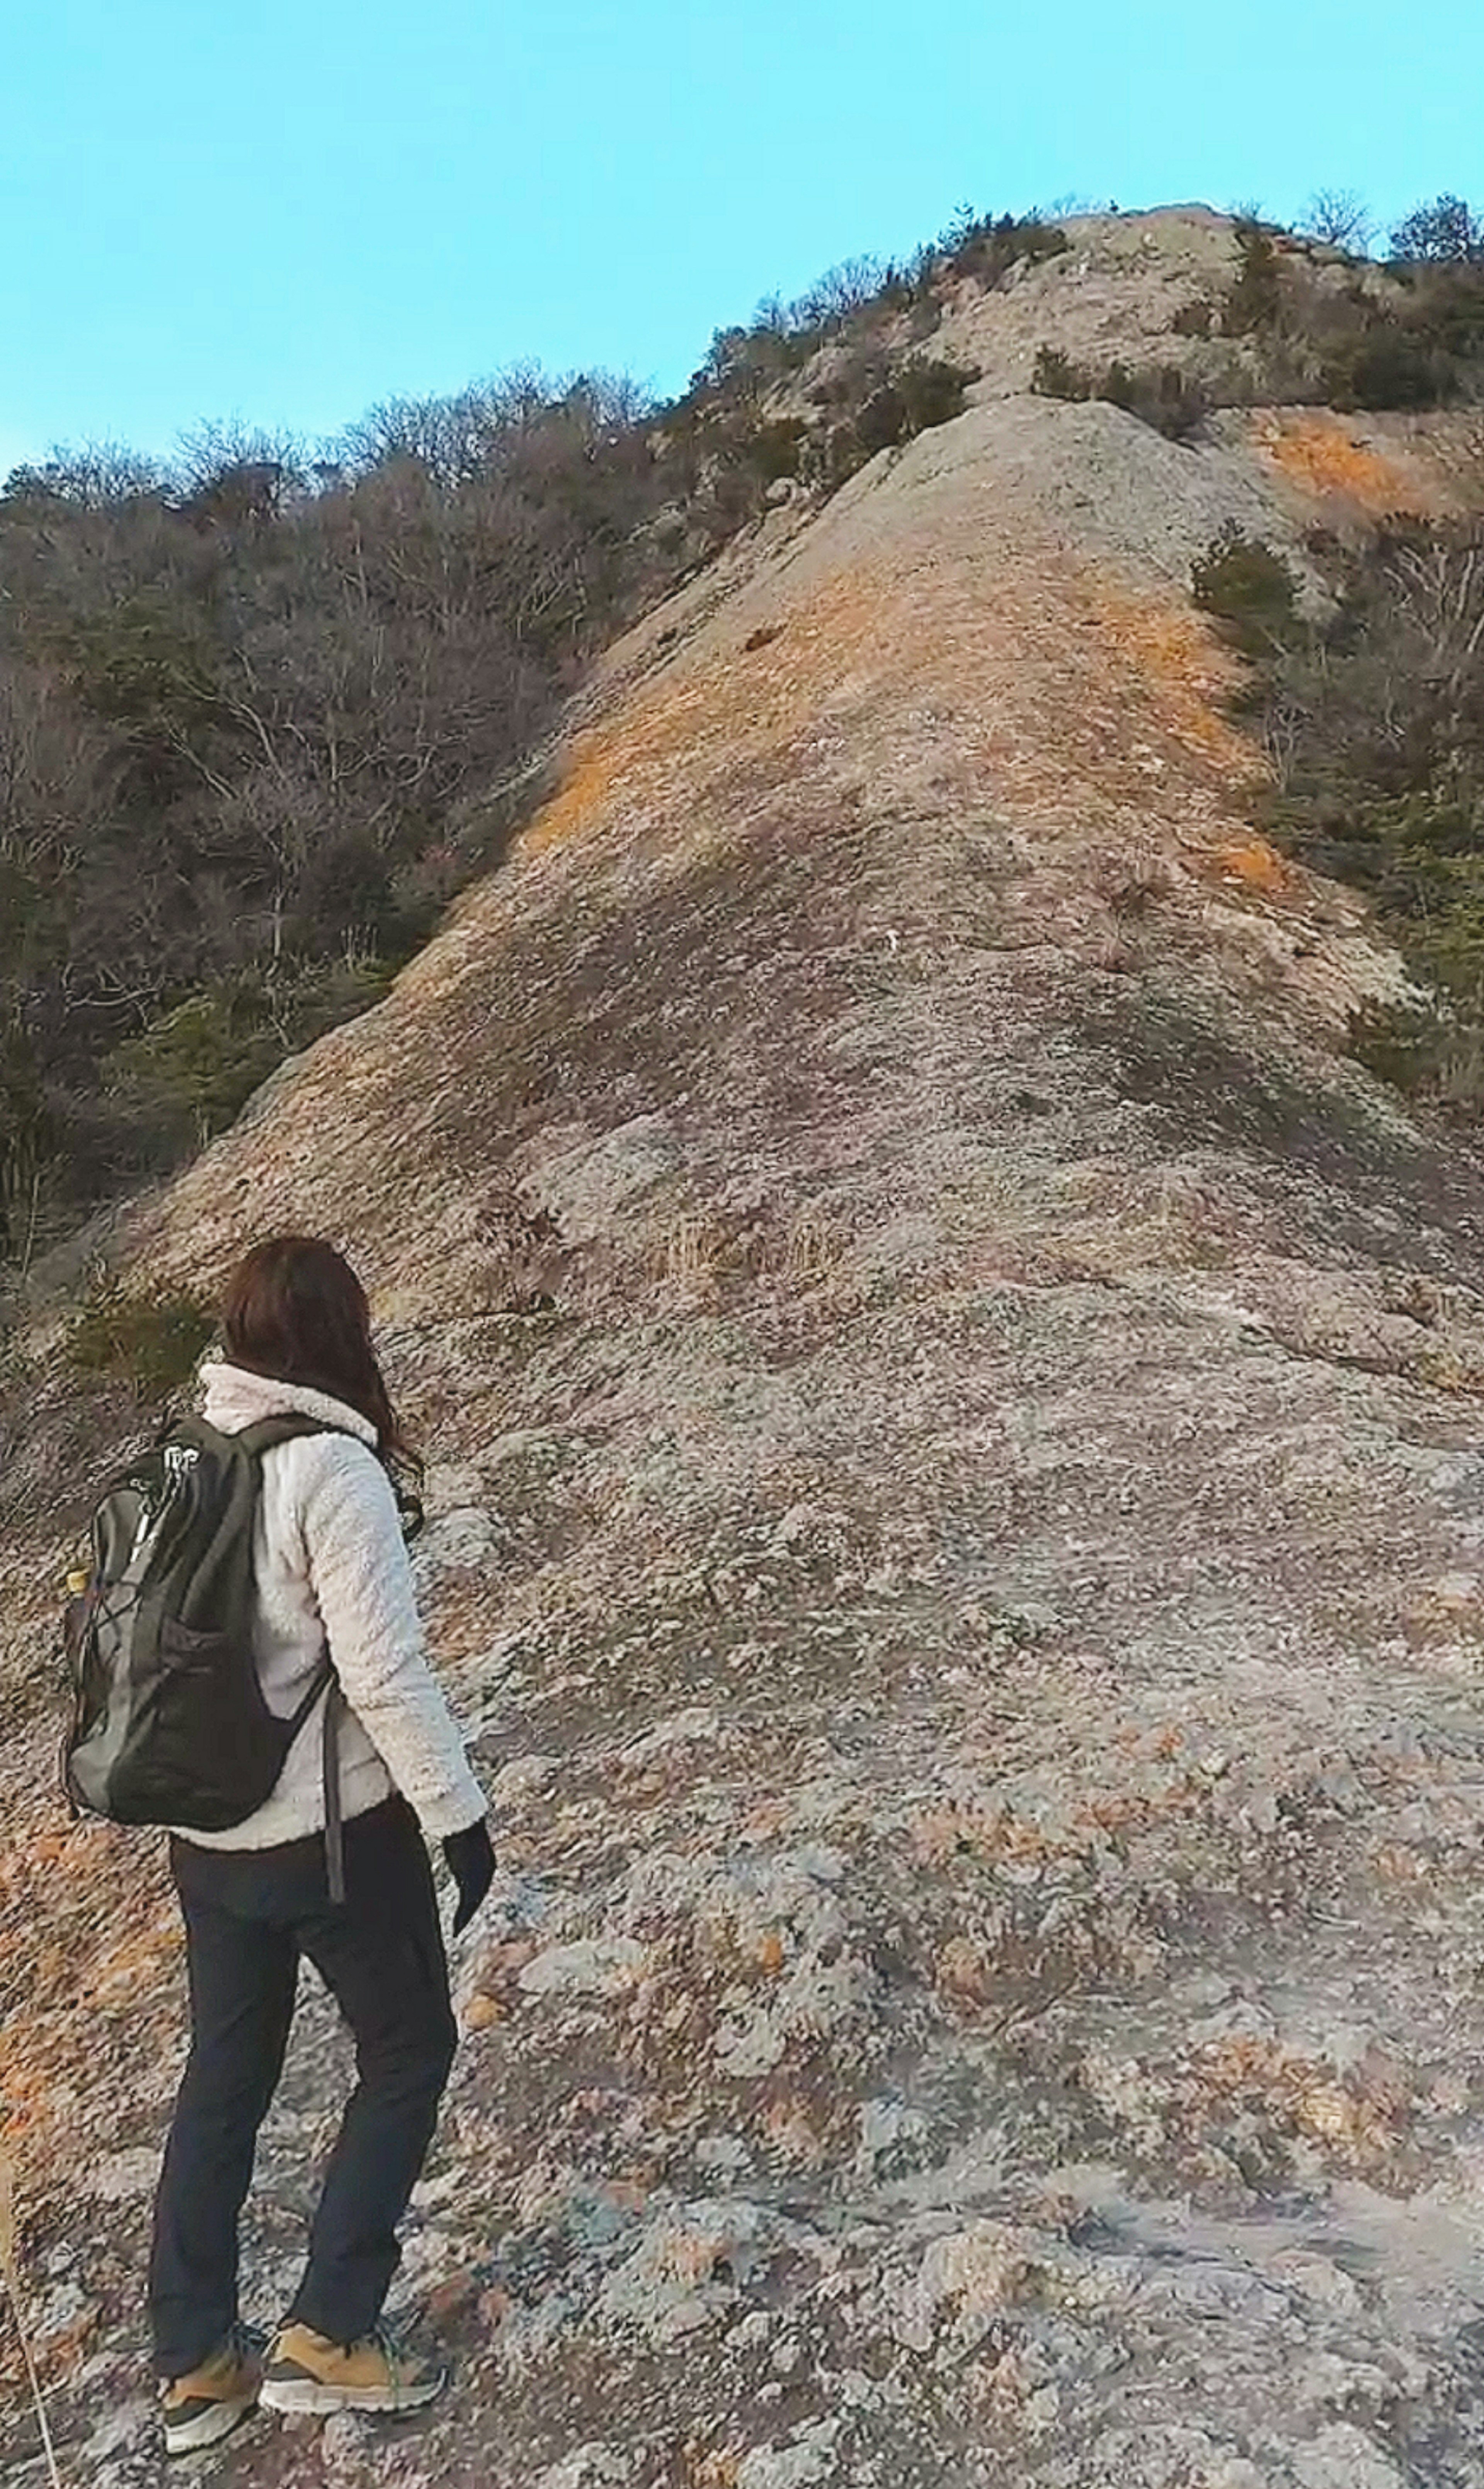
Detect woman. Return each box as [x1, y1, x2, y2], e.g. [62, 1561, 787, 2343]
[150, 1236, 494, 2456]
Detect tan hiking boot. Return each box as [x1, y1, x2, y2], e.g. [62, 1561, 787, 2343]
[258, 2320, 446, 2415]
[158, 2325, 263, 2456]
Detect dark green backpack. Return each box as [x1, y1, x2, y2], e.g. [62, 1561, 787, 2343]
[62, 1413, 352, 1893]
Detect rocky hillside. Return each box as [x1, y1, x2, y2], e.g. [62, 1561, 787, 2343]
[8, 209, 1484, 2489]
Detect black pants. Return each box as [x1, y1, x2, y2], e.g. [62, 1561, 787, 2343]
[149, 1794, 457, 2378]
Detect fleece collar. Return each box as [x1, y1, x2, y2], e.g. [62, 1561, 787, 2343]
[199, 1357, 380, 1448]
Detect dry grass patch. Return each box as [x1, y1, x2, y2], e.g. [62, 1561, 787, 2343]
[1101, 844, 1182, 921]
[781, 1210, 842, 1286]
[655, 1212, 727, 1302]
[645, 1205, 846, 1301]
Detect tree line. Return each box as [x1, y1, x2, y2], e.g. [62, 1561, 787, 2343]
[0, 373, 680, 1267]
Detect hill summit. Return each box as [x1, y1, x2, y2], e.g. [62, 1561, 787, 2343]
[7, 206, 1484, 2487]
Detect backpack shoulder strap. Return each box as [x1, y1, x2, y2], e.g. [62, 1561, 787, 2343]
[234, 1410, 353, 1902]
[235, 1415, 351, 1460]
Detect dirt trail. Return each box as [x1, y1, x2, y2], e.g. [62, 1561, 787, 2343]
[7, 300, 1484, 2489]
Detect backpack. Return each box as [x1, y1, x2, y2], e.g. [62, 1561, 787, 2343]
[62, 1413, 353, 1898]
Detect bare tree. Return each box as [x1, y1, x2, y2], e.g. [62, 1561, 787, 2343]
[1037, 192, 1102, 220]
[1389, 194, 1484, 263]
[335, 391, 502, 491]
[789, 257, 885, 332]
[175, 418, 305, 500]
[0, 340, 723, 1253]
[3, 440, 165, 509]
[1300, 188, 1373, 254]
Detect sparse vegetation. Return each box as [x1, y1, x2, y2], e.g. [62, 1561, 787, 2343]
[1035, 196, 1484, 428]
[1191, 526, 1300, 659]
[1223, 221, 1285, 337]
[1211, 195, 1484, 412]
[1299, 189, 1373, 255]
[1033, 346, 1208, 441]
[845, 357, 977, 464]
[681, 209, 1064, 412]
[1103, 848, 1179, 922]
[1031, 346, 1090, 402]
[742, 417, 808, 484]
[103, 956, 393, 1158]
[938, 210, 1069, 290]
[1196, 509, 1484, 1112]
[67, 1274, 217, 1396]
[1389, 195, 1484, 265]
[1101, 360, 1210, 441]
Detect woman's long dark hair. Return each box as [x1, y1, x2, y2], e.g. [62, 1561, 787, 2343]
[220, 1235, 424, 1536]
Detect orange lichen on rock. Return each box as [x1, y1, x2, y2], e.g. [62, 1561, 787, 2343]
[518, 543, 1261, 889]
[1082, 577, 1255, 773]
[1214, 836, 1291, 894]
[1188, 2034, 1410, 2168]
[1249, 412, 1433, 516]
[521, 581, 864, 860]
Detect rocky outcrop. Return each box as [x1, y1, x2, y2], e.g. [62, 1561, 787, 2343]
[7, 242, 1484, 2487]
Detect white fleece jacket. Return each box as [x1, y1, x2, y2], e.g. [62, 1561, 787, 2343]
[169, 1359, 486, 1851]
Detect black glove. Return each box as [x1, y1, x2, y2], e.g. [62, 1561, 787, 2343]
[442, 1818, 495, 1936]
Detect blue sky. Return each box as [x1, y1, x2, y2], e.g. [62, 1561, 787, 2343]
[3, 0, 1480, 475]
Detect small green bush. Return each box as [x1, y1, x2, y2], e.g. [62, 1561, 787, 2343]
[1032, 345, 1091, 401]
[849, 357, 973, 458]
[1298, 259, 1484, 411]
[1223, 222, 1285, 336]
[946, 213, 1069, 289]
[812, 424, 868, 492]
[69, 1274, 216, 1397]
[1322, 324, 1457, 411]
[853, 384, 909, 459]
[745, 417, 808, 483]
[104, 957, 394, 1160]
[1191, 527, 1300, 658]
[1171, 298, 1215, 338]
[1034, 347, 1208, 439]
[1345, 998, 1442, 1094]
[1101, 360, 1210, 441]
[105, 981, 285, 1153]
[695, 411, 808, 514]
[897, 357, 975, 431]
[63, 598, 221, 737]
[60, 598, 230, 808]
[1415, 261, 1484, 358]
